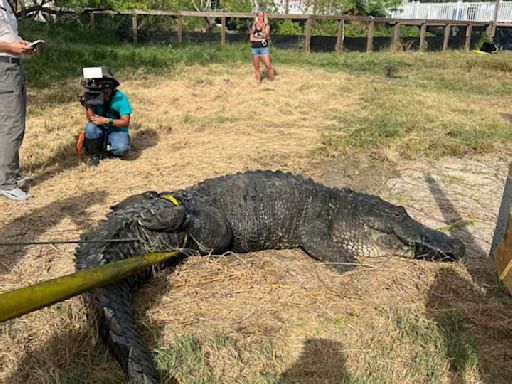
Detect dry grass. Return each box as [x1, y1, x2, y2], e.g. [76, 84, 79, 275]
[1, 62, 512, 383]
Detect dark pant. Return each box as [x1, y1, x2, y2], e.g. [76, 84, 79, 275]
[84, 123, 130, 157]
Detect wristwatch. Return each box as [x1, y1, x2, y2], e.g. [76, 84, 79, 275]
[107, 118, 113, 125]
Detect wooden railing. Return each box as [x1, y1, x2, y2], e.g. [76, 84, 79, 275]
[41, 8, 512, 52]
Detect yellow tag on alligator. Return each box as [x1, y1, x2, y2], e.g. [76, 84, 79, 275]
[161, 194, 180, 206]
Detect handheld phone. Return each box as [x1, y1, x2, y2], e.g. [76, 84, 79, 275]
[29, 40, 45, 48]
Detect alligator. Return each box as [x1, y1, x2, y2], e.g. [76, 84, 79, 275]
[75, 170, 465, 383]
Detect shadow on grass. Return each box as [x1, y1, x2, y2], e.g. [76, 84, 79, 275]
[123, 126, 160, 161]
[422, 173, 512, 382]
[279, 338, 353, 384]
[423, 172, 495, 286]
[1, 327, 125, 384]
[426, 267, 512, 384]
[0, 190, 107, 275]
[22, 128, 159, 186]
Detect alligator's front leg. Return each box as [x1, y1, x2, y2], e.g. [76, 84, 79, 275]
[184, 205, 233, 254]
[299, 220, 358, 273]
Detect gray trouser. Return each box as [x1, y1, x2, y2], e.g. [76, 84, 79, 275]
[0, 62, 26, 190]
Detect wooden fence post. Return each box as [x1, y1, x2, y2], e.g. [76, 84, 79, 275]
[491, 0, 502, 37]
[336, 19, 344, 52]
[486, 23, 495, 39]
[465, 23, 473, 51]
[305, 16, 313, 53]
[221, 16, 226, 45]
[492, 163, 512, 294]
[131, 10, 138, 44]
[392, 22, 401, 51]
[443, 24, 450, 51]
[419, 23, 427, 52]
[177, 15, 183, 44]
[367, 17, 374, 53]
[89, 12, 95, 32]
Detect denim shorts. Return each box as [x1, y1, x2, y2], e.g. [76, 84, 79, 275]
[251, 47, 269, 56]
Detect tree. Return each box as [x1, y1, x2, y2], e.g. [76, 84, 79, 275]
[303, 0, 403, 16]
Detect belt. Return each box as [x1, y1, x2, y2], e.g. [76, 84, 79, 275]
[0, 56, 20, 64]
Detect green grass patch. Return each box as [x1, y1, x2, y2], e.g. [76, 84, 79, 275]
[153, 333, 282, 384]
[437, 219, 476, 234]
[320, 81, 512, 159]
[391, 308, 479, 382]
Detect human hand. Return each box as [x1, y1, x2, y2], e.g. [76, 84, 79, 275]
[9, 41, 35, 55]
[91, 115, 110, 125]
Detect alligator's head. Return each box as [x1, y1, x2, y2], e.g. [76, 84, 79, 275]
[346, 193, 465, 261]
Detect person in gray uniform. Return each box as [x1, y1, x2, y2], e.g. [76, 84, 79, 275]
[0, 0, 35, 201]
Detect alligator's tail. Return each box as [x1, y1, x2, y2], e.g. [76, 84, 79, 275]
[76, 206, 185, 383]
[93, 281, 161, 383]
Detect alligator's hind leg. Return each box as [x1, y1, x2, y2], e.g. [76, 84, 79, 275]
[299, 221, 358, 273]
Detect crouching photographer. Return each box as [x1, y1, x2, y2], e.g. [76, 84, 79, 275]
[80, 67, 131, 166]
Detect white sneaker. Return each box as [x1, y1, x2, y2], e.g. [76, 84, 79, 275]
[0, 187, 32, 201]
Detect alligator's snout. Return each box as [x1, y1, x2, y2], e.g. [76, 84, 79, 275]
[414, 233, 465, 261]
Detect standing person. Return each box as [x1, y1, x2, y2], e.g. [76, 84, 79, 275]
[83, 67, 131, 167]
[250, 8, 275, 85]
[0, 0, 35, 201]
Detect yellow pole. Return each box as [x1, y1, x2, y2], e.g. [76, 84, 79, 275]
[0, 251, 181, 322]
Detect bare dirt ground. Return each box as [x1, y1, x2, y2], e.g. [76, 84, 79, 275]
[1, 65, 511, 383]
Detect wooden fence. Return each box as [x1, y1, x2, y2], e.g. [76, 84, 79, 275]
[43, 8, 512, 52]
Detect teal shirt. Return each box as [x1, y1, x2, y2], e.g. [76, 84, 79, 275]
[92, 90, 132, 133]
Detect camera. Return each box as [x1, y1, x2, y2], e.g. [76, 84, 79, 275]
[80, 67, 120, 107]
[80, 78, 104, 106]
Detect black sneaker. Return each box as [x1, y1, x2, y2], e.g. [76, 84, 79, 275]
[90, 155, 100, 167]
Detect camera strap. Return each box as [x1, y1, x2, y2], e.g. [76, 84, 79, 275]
[102, 90, 120, 121]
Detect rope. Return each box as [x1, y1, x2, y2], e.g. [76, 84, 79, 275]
[0, 238, 140, 246]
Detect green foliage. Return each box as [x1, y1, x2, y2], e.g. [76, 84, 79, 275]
[55, 0, 147, 10]
[312, 19, 338, 36]
[220, 0, 262, 12]
[305, 0, 400, 16]
[55, 0, 277, 12]
[276, 20, 303, 36]
[52, 0, 401, 17]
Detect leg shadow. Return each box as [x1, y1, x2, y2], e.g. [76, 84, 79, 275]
[123, 127, 160, 161]
[0, 189, 108, 275]
[424, 172, 494, 286]
[426, 267, 512, 384]
[278, 338, 353, 384]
